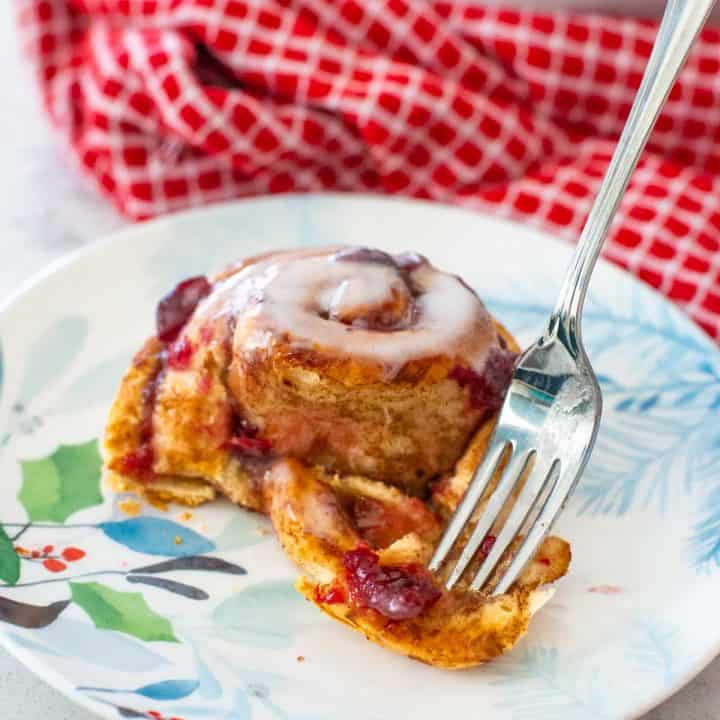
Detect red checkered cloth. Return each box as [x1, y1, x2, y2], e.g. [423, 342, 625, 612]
[16, 1, 720, 339]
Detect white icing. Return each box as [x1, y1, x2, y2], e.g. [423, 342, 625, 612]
[197, 247, 499, 377]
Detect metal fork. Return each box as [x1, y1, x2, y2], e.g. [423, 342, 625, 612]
[429, 0, 715, 596]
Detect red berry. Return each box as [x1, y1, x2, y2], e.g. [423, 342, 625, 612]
[43, 558, 67, 573]
[43, 545, 54, 555]
[343, 544, 441, 620]
[147, 713, 163, 719]
[156, 276, 211, 343]
[31, 550, 41, 559]
[62, 547, 86, 562]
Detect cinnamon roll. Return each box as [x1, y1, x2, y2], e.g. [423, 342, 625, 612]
[103, 245, 570, 668]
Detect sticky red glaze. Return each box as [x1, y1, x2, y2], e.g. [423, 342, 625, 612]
[313, 584, 346, 604]
[449, 346, 516, 411]
[156, 276, 211, 343]
[343, 544, 441, 620]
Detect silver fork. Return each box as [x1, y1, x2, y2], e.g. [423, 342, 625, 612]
[429, 0, 715, 596]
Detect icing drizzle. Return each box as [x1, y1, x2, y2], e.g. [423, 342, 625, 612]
[196, 246, 503, 379]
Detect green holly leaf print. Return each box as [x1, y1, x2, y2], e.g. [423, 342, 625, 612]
[18, 440, 103, 522]
[70, 582, 179, 643]
[0, 526, 20, 585]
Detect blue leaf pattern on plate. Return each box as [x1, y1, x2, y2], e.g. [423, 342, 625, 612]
[58, 352, 133, 411]
[18, 316, 88, 404]
[135, 678, 200, 700]
[100, 518, 215, 557]
[36, 618, 170, 672]
[5, 631, 65, 659]
[211, 580, 317, 649]
[215, 514, 271, 551]
[491, 620, 684, 719]
[490, 281, 720, 567]
[79, 678, 199, 701]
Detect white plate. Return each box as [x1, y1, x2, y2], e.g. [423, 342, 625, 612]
[0, 195, 718, 720]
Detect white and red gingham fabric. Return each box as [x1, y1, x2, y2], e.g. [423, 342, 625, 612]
[16, 1, 720, 339]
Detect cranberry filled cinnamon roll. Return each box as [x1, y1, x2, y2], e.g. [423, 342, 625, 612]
[105, 246, 516, 499]
[104, 246, 569, 668]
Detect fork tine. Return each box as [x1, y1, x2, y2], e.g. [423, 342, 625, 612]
[469, 458, 559, 591]
[444, 446, 533, 590]
[492, 461, 581, 597]
[427, 435, 508, 573]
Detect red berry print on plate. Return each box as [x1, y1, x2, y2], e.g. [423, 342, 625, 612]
[43, 558, 67, 573]
[62, 547, 86, 561]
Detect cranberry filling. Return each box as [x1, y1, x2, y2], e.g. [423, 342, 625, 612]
[122, 276, 211, 480]
[226, 414, 273, 457]
[156, 276, 212, 343]
[227, 435, 273, 456]
[167, 336, 195, 370]
[343, 544, 441, 620]
[118, 349, 166, 481]
[198, 372, 212, 394]
[199, 323, 215, 344]
[313, 584, 346, 605]
[449, 346, 516, 412]
[351, 496, 438, 549]
[118, 445, 155, 478]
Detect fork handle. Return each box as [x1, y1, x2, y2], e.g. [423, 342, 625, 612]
[550, 0, 715, 351]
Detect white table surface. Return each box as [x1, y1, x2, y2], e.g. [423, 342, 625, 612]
[1, 4, 718, 719]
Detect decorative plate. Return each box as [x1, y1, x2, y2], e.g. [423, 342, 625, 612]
[1, 195, 718, 720]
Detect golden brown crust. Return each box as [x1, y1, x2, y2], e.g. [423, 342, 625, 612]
[267, 459, 569, 669]
[104, 337, 163, 473]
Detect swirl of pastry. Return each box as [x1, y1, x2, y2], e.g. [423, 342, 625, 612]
[194, 246, 516, 494]
[104, 246, 516, 500]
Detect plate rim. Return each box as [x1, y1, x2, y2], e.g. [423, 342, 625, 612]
[0, 192, 718, 720]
